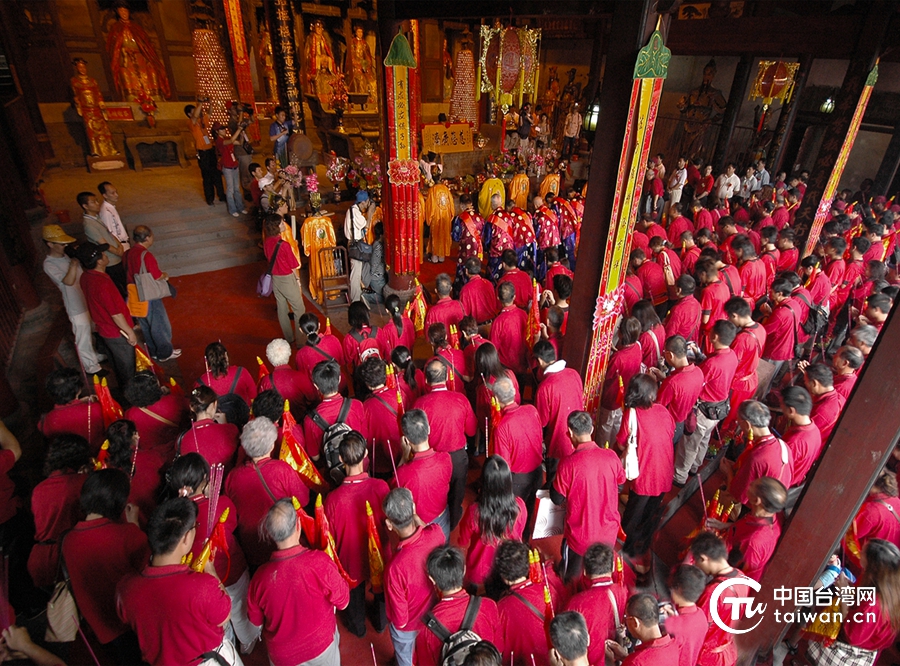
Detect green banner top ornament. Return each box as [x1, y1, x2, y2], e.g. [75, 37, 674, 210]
[634, 24, 671, 80]
[384, 32, 417, 68]
[866, 62, 879, 87]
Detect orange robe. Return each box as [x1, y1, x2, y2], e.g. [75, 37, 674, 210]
[508, 173, 531, 210]
[539, 173, 560, 200]
[300, 215, 336, 303]
[424, 183, 454, 257]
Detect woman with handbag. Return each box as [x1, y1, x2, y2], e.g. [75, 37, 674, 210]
[263, 213, 306, 346]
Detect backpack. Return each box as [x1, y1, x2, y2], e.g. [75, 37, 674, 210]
[794, 292, 829, 338]
[198, 367, 250, 429]
[309, 398, 353, 485]
[423, 596, 482, 666]
[350, 326, 381, 364]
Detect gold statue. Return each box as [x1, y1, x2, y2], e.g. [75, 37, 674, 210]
[675, 59, 727, 160]
[258, 25, 278, 102]
[305, 19, 335, 96]
[345, 25, 376, 104]
[70, 59, 119, 157]
[105, 1, 171, 101]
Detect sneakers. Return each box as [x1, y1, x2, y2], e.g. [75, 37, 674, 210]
[158, 349, 182, 362]
[240, 209, 249, 214]
[231, 212, 240, 217]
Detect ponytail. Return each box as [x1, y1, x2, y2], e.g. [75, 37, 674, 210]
[385, 294, 404, 336]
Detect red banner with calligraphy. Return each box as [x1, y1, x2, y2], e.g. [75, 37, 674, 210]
[223, 0, 258, 140]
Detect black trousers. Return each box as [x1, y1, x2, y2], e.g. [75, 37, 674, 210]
[198, 148, 225, 204]
[101, 335, 136, 388]
[448, 449, 469, 530]
[512, 466, 543, 535]
[561, 540, 585, 584]
[621, 492, 665, 558]
[106, 261, 128, 300]
[341, 584, 386, 636]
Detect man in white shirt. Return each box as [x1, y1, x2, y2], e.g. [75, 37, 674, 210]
[344, 190, 370, 303]
[714, 163, 741, 203]
[42, 225, 103, 374]
[562, 103, 582, 159]
[80, 190, 127, 298]
[739, 165, 758, 201]
[756, 159, 770, 188]
[97, 181, 130, 250]
[666, 156, 688, 219]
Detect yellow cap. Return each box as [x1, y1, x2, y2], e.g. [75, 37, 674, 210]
[42, 224, 76, 244]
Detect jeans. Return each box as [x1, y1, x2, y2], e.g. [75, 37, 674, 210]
[223, 166, 243, 215]
[102, 335, 135, 387]
[198, 148, 225, 204]
[389, 624, 418, 666]
[137, 298, 174, 360]
[430, 508, 451, 542]
[70, 310, 101, 373]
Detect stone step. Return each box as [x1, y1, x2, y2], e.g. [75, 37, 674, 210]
[150, 222, 253, 249]
[166, 245, 264, 277]
[124, 206, 245, 228]
[158, 234, 259, 265]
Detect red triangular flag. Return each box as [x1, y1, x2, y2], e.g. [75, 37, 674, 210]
[93, 375, 123, 428]
[257, 356, 270, 383]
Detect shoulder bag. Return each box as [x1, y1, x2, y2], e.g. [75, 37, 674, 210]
[347, 211, 373, 262]
[257, 239, 283, 298]
[135, 251, 172, 301]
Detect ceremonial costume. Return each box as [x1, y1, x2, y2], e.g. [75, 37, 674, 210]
[451, 209, 485, 287]
[484, 208, 517, 280]
[424, 183, 455, 259]
[478, 178, 505, 219]
[301, 214, 337, 304]
[508, 172, 531, 209]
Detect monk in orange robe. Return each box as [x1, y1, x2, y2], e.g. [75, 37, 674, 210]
[508, 169, 531, 210]
[424, 177, 454, 262]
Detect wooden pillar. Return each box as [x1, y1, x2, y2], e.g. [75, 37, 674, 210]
[736, 298, 900, 663]
[873, 122, 900, 197]
[563, 0, 659, 377]
[792, 1, 888, 253]
[769, 54, 813, 176]
[711, 54, 753, 175]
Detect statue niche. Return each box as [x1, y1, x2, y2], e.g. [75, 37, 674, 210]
[674, 58, 727, 161]
[105, 1, 171, 101]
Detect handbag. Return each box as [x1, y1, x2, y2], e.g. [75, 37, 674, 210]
[257, 239, 283, 298]
[46, 534, 79, 643]
[135, 251, 172, 301]
[347, 211, 373, 262]
[807, 639, 876, 666]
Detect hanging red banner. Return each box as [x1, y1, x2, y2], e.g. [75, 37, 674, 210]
[223, 0, 259, 140]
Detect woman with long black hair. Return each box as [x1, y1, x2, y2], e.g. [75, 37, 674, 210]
[377, 294, 415, 358]
[391, 345, 424, 404]
[106, 419, 166, 524]
[178, 385, 239, 471]
[474, 343, 520, 444]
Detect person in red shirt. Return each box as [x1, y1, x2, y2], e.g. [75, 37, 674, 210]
[225, 416, 308, 567]
[425, 273, 467, 335]
[692, 198, 714, 234]
[696, 258, 732, 354]
[259, 337, 317, 416]
[415, 359, 476, 528]
[633, 300, 666, 370]
[492, 376, 544, 526]
[760, 278, 801, 393]
[116, 497, 235, 666]
[597, 317, 643, 447]
[846, 472, 900, 565]
[823, 236, 847, 296]
[378, 294, 416, 359]
[607, 594, 682, 666]
[76, 240, 137, 386]
[496, 540, 565, 666]
[653, 335, 704, 444]
[28, 434, 90, 589]
[799, 254, 833, 310]
[123, 226, 180, 361]
[662, 565, 709, 666]
[832, 345, 863, 400]
[214, 122, 246, 217]
[123, 371, 190, 461]
[544, 246, 574, 288]
[196, 341, 257, 424]
[724, 297, 766, 431]
[863, 292, 891, 333]
[725, 477, 786, 582]
[497, 249, 533, 310]
[778, 386, 822, 490]
[650, 235, 683, 286]
[38, 367, 105, 454]
[179, 386, 239, 471]
[564, 544, 627, 666]
[490, 282, 529, 375]
[105, 419, 166, 524]
[616, 375, 675, 565]
[262, 214, 306, 345]
[295, 313, 348, 395]
[457, 456, 527, 591]
[725, 401, 793, 507]
[473, 343, 521, 454]
[734, 237, 767, 308]
[427, 323, 469, 391]
[304, 360, 368, 465]
[248, 499, 349, 666]
[667, 202, 694, 245]
[775, 228, 799, 273]
[383, 487, 446, 666]
[394, 409, 453, 539]
[623, 267, 645, 316]
[804, 363, 846, 442]
[460, 315, 489, 379]
[534, 340, 584, 470]
[665, 274, 702, 344]
[459, 258, 499, 325]
[324, 432, 389, 636]
[631, 248, 669, 319]
[358, 358, 404, 477]
[539, 305, 567, 366]
[417, 545, 502, 666]
[675, 320, 738, 486]
[759, 226, 780, 288]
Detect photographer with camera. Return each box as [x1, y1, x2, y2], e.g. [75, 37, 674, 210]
[227, 100, 256, 201]
[184, 98, 225, 206]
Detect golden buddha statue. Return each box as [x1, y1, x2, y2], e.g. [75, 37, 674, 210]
[105, 2, 171, 101]
[70, 59, 119, 157]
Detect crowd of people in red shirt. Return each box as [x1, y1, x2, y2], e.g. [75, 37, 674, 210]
[3, 162, 900, 666]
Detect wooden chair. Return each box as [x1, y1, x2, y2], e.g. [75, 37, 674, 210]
[318, 246, 351, 315]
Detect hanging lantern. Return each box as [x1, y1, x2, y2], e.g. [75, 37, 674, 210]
[749, 60, 799, 133]
[478, 23, 541, 114]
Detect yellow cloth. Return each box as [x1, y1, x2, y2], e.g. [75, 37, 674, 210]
[508, 173, 530, 210]
[479, 178, 505, 219]
[418, 190, 426, 261]
[424, 184, 454, 257]
[301, 215, 337, 304]
[366, 206, 382, 244]
[126, 283, 148, 318]
[539, 173, 560, 200]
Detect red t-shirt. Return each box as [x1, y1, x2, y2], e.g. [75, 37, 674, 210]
[545, 263, 574, 286]
[264, 235, 300, 276]
[785, 422, 823, 486]
[392, 449, 452, 523]
[623, 633, 680, 665]
[324, 473, 390, 584]
[124, 394, 190, 460]
[739, 258, 767, 304]
[811, 389, 846, 442]
[639, 324, 666, 369]
[854, 494, 900, 549]
[664, 604, 708, 666]
[425, 296, 467, 335]
[414, 387, 476, 454]
[365, 387, 404, 475]
[616, 405, 675, 496]
[377, 317, 417, 358]
[28, 472, 87, 588]
[762, 300, 799, 361]
[637, 260, 668, 306]
[494, 403, 544, 474]
[39, 400, 106, 455]
[304, 395, 368, 460]
[600, 344, 643, 411]
[123, 448, 165, 525]
[343, 325, 379, 371]
[731, 324, 766, 392]
[248, 545, 350, 665]
[476, 371, 520, 429]
[726, 514, 781, 582]
[623, 275, 644, 315]
[225, 458, 309, 567]
[682, 246, 703, 277]
[665, 296, 702, 343]
[807, 271, 832, 306]
[463, 334, 488, 378]
[428, 348, 467, 394]
[295, 336, 348, 394]
[536, 365, 584, 460]
[700, 280, 731, 333]
[123, 245, 162, 284]
[460, 276, 499, 323]
[258, 365, 317, 414]
[694, 208, 714, 232]
[118, 565, 230, 666]
[189, 494, 247, 587]
[657, 364, 704, 423]
[833, 372, 858, 401]
[842, 594, 898, 653]
[64, 518, 149, 644]
[698, 348, 738, 403]
[566, 578, 628, 666]
[384, 524, 445, 631]
[776, 247, 799, 273]
[215, 136, 238, 169]
[457, 497, 527, 586]
[179, 419, 239, 471]
[0, 449, 16, 525]
[490, 306, 528, 374]
[195, 365, 257, 407]
[81, 269, 133, 339]
[729, 435, 792, 505]
[498, 268, 533, 310]
[417, 592, 503, 666]
[498, 578, 564, 666]
[668, 216, 694, 245]
[555, 441, 625, 554]
[697, 570, 750, 664]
